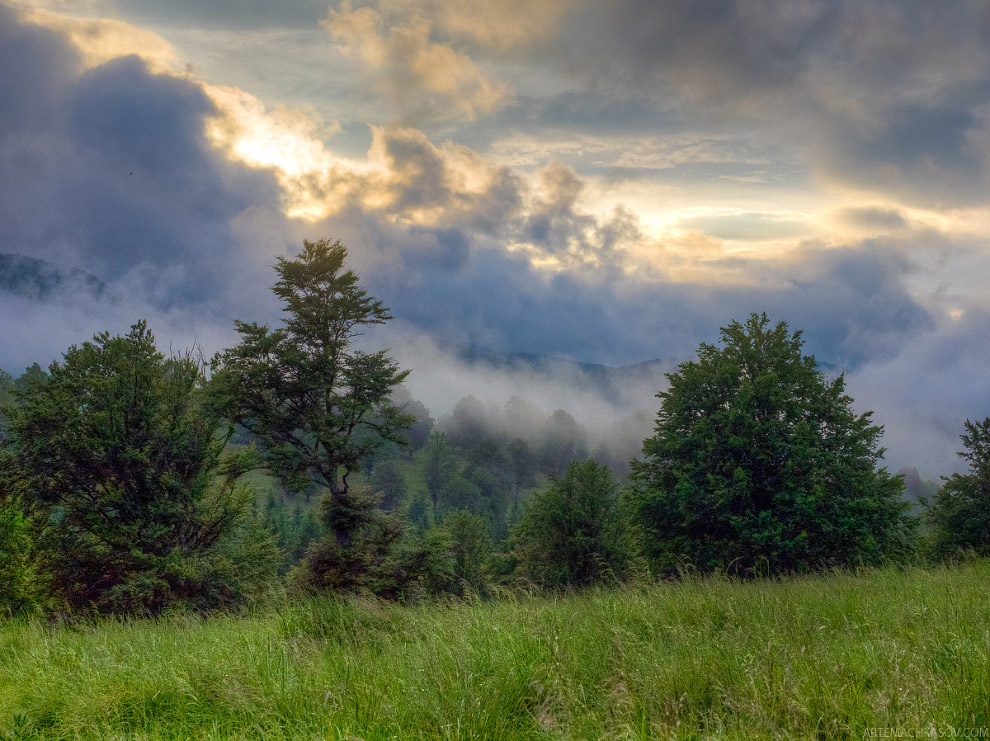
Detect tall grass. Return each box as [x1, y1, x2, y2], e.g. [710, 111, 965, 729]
[1, 562, 988, 739]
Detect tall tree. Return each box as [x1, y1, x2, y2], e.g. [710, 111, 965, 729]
[4, 322, 276, 614]
[630, 313, 914, 576]
[925, 418, 990, 560]
[211, 238, 412, 589]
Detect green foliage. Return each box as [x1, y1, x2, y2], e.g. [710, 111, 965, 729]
[211, 238, 412, 592]
[440, 509, 493, 597]
[631, 313, 914, 576]
[405, 490, 429, 530]
[512, 460, 635, 589]
[0, 369, 12, 444]
[925, 418, 990, 560]
[423, 430, 456, 519]
[370, 459, 407, 510]
[259, 491, 325, 570]
[4, 322, 277, 614]
[0, 495, 35, 617]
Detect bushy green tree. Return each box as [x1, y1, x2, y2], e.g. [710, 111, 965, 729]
[630, 313, 914, 576]
[0, 495, 34, 617]
[512, 460, 634, 589]
[5, 322, 277, 614]
[925, 418, 990, 560]
[211, 238, 412, 591]
[440, 509, 493, 597]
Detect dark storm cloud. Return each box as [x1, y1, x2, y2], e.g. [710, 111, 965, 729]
[333, 210, 932, 369]
[543, 0, 990, 204]
[0, 7, 286, 311]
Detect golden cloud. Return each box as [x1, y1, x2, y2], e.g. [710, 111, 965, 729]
[322, 1, 511, 122]
[17, 6, 176, 71]
[379, 0, 573, 50]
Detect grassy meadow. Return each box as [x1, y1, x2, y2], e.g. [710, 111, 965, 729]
[1, 561, 988, 740]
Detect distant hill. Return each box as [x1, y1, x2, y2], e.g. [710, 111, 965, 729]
[432, 339, 677, 404]
[0, 253, 105, 300]
[430, 339, 842, 404]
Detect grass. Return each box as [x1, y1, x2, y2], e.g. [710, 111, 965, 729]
[1, 562, 988, 739]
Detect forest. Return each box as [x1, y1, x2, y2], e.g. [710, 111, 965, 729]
[2, 238, 987, 619]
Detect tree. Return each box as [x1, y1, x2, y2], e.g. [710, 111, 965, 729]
[0, 493, 34, 617]
[391, 386, 434, 455]
[539, 409, 588, 475]
[211, 238, 412, 590]
[512, 460, 635, 589]
[439, 509, 492, 597]
[630, 313, 913, 576]
[370, 459, 407, 510]
[925, 418, 990, 560]
[4, 322, 277, 614]
[0, 369, 12, 444]
[424, 431, 456, 520]
[443, 395, 489, 450]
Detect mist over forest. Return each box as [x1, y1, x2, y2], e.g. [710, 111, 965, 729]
[0, 249, 979, 485]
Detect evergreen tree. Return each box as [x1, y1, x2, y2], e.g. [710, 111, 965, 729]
[440, 509, 492, 597]
[211, 238, 412, 591]
[424, 431, 456, 520]
[370, 459, 407, 510]
[512, 460, 634, 589]
[925, 418, 990, 559]
[0, 493, 34, 617]
[0, 369, 12, 444]
[630, 313, 914, 576]
[5, 322, 277, 614]
[539, 410, 589, 474]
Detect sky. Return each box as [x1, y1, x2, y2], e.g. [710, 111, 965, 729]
[1, 0, 989, 476]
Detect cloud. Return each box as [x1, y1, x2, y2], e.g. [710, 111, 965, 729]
[3, 0, 988, 485]
[543, 0, 990, 206]
[834, 207, 909, 232]
[322, 1, 511, 122]
[847, 305, 990, 477]
[17, 6, 176, 71]
[0, 6, 287, 317]
[379, 0, 574, 51]
[675, 212, 809, 242]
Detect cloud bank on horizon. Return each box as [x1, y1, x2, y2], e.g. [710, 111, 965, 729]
[1, 0, 989, 476]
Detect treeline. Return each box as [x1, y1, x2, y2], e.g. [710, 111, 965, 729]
[1, 239, 988, 618]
